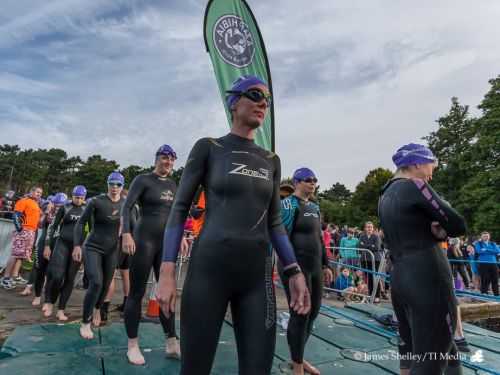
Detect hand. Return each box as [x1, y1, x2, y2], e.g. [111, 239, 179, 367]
[323, 267, 333, 286]
[73, 246, 82, 262]
[43, 246, 51, 260]
[466, 245, 474, 255]
[431, 222, 447, 240]
[288, 272, 311, 315]
[180, 237, 189, 257]
[156, 262, 177, 318]
[122, 233, 136, 255]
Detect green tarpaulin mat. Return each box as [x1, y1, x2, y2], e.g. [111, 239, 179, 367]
[0, 352, 102, 374]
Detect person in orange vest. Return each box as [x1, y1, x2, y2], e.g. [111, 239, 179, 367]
[1, 186, 43, 289]
[190, 189, 206, 240]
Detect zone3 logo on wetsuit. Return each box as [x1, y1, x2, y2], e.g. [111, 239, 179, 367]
[228, 162, 270, 180]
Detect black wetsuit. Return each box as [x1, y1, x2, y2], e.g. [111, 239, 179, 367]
[44, 202, 86, 310]
[122, 173, 177, 339]
[279, 195, 328, 364]
[74, 194, 124, 323]
[162, 134, 298, 375]
[32, 208, 56, 297]
[378, 178, 466, 375]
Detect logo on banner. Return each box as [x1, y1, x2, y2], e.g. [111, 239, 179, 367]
[213, 15, 255, 68]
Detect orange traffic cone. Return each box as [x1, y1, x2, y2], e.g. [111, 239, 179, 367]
[146, 279, 160, 318]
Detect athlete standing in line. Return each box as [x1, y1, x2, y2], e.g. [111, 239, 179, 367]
[157, 75, 310, 375]
[121, 145, 186, 365]
[42, 186, 87, 320]
[379, 143, 466, 375]
[280, 168, 333, 375]
[73, 172, 125, 339]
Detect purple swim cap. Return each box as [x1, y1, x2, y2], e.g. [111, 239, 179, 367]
[72, 185, 87, 197]
[53, 192, 68, 206]
[107, 171, 125, 185]
[225, 75, 268, 110]
[292, 168, 317, 184]
[392, 143, 437, 168]
[156, 144, 177, 160]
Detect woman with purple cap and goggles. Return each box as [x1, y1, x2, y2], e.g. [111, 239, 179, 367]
[42, 185, 87, 321]
[379, 143, 466, 375]
[280, 167, 332, 375]
[121, 144, 184, 365]
[157, 75, 310, 375]
[73, 172, 125, 340]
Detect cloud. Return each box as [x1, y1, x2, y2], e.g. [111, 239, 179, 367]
[0, 0, 499, 190]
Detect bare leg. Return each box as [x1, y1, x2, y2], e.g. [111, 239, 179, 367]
[92, 308, 101, 327]
[165, 336, 181, 359]
[121, 269, 130, 296]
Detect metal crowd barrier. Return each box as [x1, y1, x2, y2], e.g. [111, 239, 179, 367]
[0, 217, 15, 269]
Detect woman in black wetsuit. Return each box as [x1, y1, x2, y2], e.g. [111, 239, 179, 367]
[121, 145, 186, 365]
[157, 75, 310, 375]
[280, 167, 333, 375]
[378, 143, 466, 375]
[73, 172, 125, 340]
[42, 185, 87, 320]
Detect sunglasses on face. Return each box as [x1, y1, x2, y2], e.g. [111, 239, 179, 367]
[108, 183, 123, 188]
[226, 89, 272, 107]
[301, 178, 318, 184]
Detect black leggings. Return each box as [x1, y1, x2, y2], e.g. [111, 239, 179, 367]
[33, 232, 50, 297]
[451, 263, 470, 289]
[392, 265, 461, 374]
[479, 263, 499, 296]
[361, 259, 381, 298]
[280, 264, 323, 364]
[124, 243, 176, 339]
[82, 249, 117, 323]
[179, 247, 276, 375]
[45, 239, 81, 310]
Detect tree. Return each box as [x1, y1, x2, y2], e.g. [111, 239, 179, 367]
[318, 182, 352, 204]
[350, 168, 393, 227]
[76, 155, 119, 197]
[423, 97, 475, 205]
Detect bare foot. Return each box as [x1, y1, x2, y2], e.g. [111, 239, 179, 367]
[20, 285, 32, 296]
[165, 337, 181, 359]
[292, 362, 305, 375]
[80, 323, 94, 340]
[127, 345, 146, 365]
[32, 297, 41, 306]
[56, 310, 68, 321]
[92, 308, 101, 327]
[303, 359, 320, 375]
[42, 303, 53, 317]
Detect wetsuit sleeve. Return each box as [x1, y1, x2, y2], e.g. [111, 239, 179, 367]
[46, 206, 64, 246]
[162, 138, 210, 262]
[268, 155, 297, 268]
[411, 179, 466, 237]
[280, 197, 297, 234]
[74, 198, 95, 246]
[121, 175, 145, 234]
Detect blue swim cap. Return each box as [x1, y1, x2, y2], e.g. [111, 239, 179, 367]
[107, 171, 125, 185]
[53, 192, 68, 206]
[292, 168, 317, 184]
[392, 143, 437, 169]
[156, 144, 177, 160]
[72, 185, 87, 197]
[225, 75, 268, 110]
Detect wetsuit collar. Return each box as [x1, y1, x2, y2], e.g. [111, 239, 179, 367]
[226, 132, 255, 145]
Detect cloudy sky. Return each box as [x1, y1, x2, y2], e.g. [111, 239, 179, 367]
[1, 0, 499, 190]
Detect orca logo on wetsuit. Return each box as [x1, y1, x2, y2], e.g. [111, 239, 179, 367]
[69, 215, 81, 221]
[160, 190, 174, 202]
[229, 163, 270, 180]
[213, 15, 255, 68]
